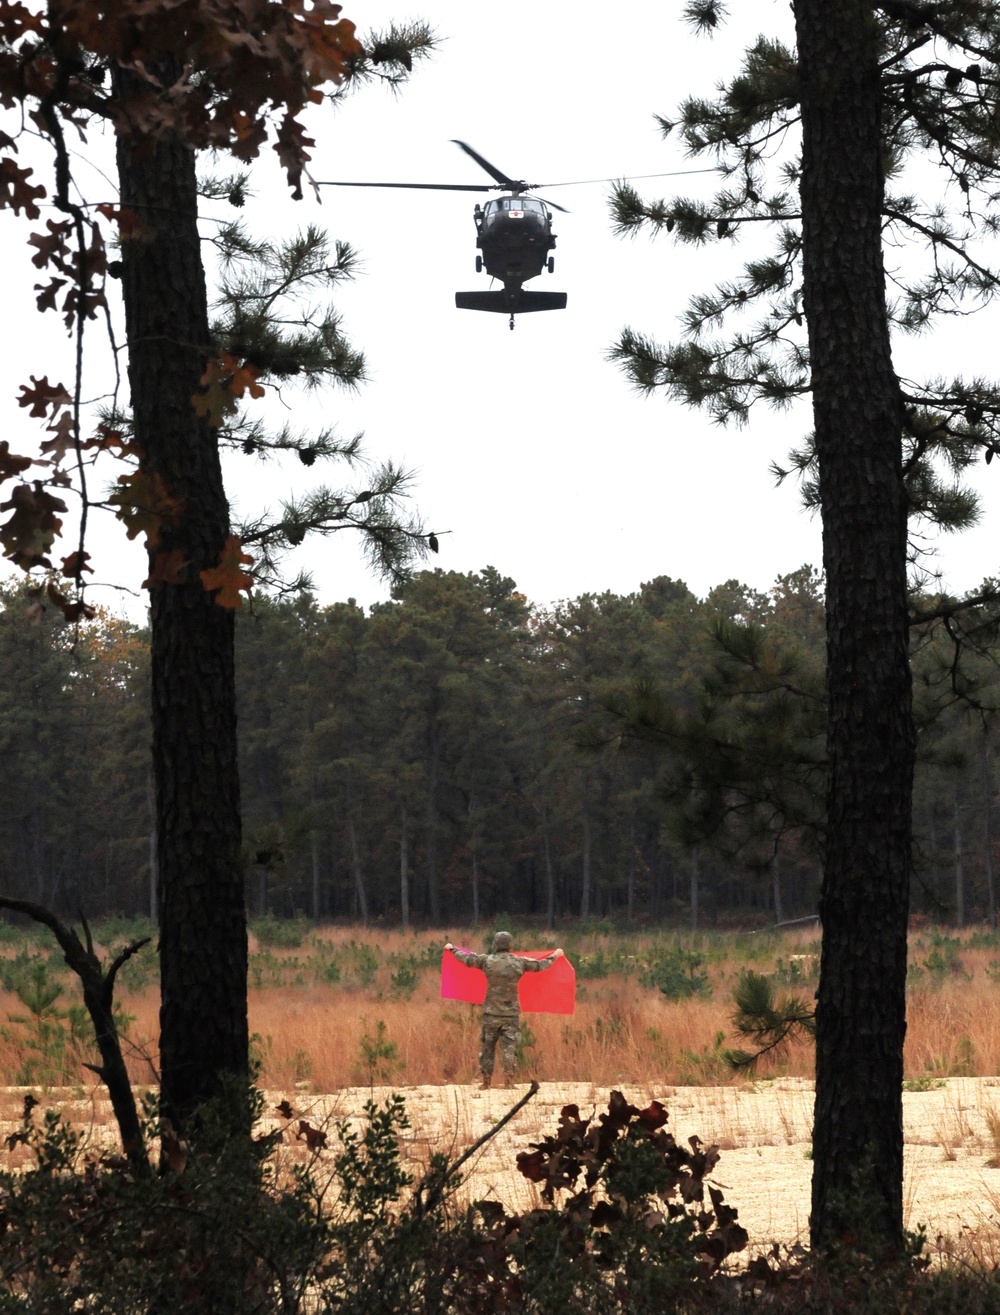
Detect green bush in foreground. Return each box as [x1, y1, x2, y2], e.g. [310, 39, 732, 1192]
[0, 1085, 745, 1314]
[2, 1084, 1000, 1314]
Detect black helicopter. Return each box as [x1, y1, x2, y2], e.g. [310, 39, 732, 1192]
[319, 140, 568, 329]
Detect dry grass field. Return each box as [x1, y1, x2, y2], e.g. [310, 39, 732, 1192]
[84, 922, 1000, 1092]
[5, 922, 1000, 1258]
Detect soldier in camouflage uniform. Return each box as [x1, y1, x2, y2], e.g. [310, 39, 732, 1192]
[445, 932, 564, 1088]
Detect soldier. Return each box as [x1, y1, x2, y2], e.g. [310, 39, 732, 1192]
[444, 931, 564, 1089]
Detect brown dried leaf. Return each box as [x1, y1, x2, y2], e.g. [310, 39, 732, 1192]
[0, 441, 33, 483]
[17, 375, 71, 419]
[199, 534, 254, 608]
[296, 1119, 327, 1151]
[0, 480, 66, 567]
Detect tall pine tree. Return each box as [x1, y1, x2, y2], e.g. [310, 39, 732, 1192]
[0, 2, 432, 1135]
[611, 0, 1000, 1247]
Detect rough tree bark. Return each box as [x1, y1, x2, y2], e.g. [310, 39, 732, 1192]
[116, 110, 248, 1134]
[794, 0, 914, 1248]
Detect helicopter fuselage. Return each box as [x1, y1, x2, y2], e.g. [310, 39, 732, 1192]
[475, 194, 555, 288]
[319, 139, 568, 324]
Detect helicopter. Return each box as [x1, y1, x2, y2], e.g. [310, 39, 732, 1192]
[318, 140, 568, 329]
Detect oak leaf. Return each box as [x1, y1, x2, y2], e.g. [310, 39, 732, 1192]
[84, 424, 141, 458]
[296, 1119, 327, 1151]
[46, 581, 95, 623]
[160, 1124, 189, 1175]
[192, 352, 265, 426]
[200, 534, 254, 608]
[40, 410, 76, 464]
[0, 442, 32, 484]
[28, 219, 73, 270]
[34, 276, 67, 313]
[143, 548, 190, 589]
[0, 480, 67, 568]
[17, 375, 71, 419]
[95, 203, 145, 240]
[0, 155, 45, 218]
[61, 550, 93, 578]
[108, 470, 185, 548]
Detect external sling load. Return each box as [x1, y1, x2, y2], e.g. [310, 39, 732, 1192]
[440, 948, 576, 1015]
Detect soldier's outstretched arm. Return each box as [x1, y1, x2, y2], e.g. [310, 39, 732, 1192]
[523, 948, 564, 972]
[446, 942, 488, 969]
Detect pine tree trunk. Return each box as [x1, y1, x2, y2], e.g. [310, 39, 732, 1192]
[311, 830, 322, 922]
[399, 803, 410, 931]
[983, 737, 996, 929]
[954, 791, 964, 930]
[116, 117, 248, 1134]
[348, 816, 369, 927]
[146, 764, 158, 925]
[794, 0, 913, 1248]
[542, 806, 555, 933]
[472, 848, 480, 925]
[580, 793, 592, 921]
[469, 794, 480, 924]
[426, 723, 441, 921]
[689, 850, 699, 933]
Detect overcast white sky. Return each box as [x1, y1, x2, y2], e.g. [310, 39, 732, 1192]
[3, 0, 999, 617]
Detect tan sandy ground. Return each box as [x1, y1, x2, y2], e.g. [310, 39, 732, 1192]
[7, 1078, 1000, 1259]
[278, 1077, 1000, 1257]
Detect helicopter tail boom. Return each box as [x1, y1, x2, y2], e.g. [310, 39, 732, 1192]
[455, 290, 567, 314]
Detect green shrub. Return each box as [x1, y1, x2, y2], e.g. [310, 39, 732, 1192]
[575, 946, 617, 979]
[640, 946, 711, 1000]
[0, 960, 95, 1085]
[349, 941, 380, 988]
[313, 950, 343, 986]
[0, 947, 53, 995]
[250, 913, 309, 949]
[92, 914, 156, 947]
[903, 1076, 945, 1093]
[0, 918, 32, 946]
[357, 1018, 403, 1087]
[249, 946, 301, 989]
[389, 960, 418, 998]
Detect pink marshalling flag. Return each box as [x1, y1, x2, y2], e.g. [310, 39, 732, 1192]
[440, 949, 576, 1015]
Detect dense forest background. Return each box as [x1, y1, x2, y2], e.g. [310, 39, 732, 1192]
[1, 564, 995, 930]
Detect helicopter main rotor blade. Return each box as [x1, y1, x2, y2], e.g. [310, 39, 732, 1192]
[533, 195, 570, 213]
[316, 180, 498, 192]
[451, 139, 525, 190]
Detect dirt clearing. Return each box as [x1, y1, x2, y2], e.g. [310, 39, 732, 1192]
[5, 1077, 1000, 1256]
[285, 1077, 1000, 1253]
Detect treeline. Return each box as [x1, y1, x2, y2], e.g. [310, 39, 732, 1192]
[0, 565, 996, 927]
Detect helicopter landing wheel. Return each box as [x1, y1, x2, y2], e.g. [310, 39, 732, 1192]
[475, 256, 482, 273]
[547, 257, 555, 274]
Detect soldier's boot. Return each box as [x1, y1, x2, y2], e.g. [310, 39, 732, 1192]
[479, 1073, 491, 1090]
[500, 1069, 515, 1089]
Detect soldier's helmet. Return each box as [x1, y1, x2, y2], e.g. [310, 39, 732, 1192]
[492, 930, 513, 952]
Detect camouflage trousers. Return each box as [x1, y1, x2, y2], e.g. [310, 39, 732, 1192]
[479, 1014, 520, 1079]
